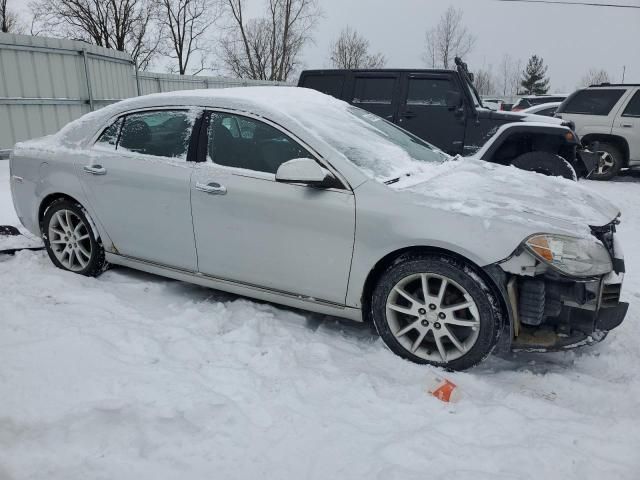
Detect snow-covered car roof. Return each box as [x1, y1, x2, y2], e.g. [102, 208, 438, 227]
[522, 102, 562, 114]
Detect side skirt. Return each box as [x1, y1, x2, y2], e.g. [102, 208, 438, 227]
[105, 252, 363, 322]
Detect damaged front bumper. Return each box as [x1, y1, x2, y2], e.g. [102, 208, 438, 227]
[486, 224, 628, 353]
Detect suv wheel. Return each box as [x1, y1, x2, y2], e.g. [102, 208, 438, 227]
[42, 199, 107, 277]
[510, 151, 577, 180]
[589, 142, 623, 180]
[370, 254, 502, 371]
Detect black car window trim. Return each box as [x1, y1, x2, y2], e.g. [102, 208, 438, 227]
[198, 109, 350, 191]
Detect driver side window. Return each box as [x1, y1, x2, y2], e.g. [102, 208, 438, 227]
[207, 112, 311, 174]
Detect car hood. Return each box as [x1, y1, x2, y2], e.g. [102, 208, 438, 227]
[393, 159, 619, 236]
[479, 108, 564, 125]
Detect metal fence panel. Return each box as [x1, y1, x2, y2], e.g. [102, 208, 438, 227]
[0, 33, 286, 152]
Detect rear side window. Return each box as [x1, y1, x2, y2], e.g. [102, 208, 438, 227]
[95, 118, 123, 149]
[301, 74, 345, 98]
[622, 91, 640, 117]
[352, 77, 395, 105]
[406, 77, 454, 106]
[118, 110, 194, 159]
[560, 89, 625, 115]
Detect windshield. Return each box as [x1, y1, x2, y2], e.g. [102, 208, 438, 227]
[315, 106, 449, 181]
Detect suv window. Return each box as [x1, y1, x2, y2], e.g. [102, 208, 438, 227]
[95, 118, 123, 149]
[207, 112, 311, 174]
[352, 77, 395, 105]
[301, 74, 345, 97]
[406, 77, 453, 106]
[561, 89, 625, 115]
[622, 90, 640, 117]
[118, 110, 194, 158]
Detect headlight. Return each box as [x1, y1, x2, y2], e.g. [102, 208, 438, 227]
[524, 234, 612, 277]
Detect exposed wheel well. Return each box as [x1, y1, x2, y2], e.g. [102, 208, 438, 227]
[581, 134, 630, 166]
[38, 193, 82, 232]
[487, 131, 575, 166]
[360, 246, 508, 327]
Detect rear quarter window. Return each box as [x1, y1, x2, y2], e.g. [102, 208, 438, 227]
[622, 90, 640, 117]
[300, 74, 345, 98]
[560, 89, 625, 115]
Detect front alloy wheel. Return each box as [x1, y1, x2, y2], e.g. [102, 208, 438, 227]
[371, 255, 502, 370]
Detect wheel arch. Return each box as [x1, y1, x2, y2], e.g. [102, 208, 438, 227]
[38, 193, 84, 232]
[360, 246, 509, 333]
[582, 134, 630, 166]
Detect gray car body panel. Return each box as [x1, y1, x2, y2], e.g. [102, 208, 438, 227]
[9, 87, 622, 322]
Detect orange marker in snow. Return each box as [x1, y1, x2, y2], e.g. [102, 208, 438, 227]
[428, 377, 460, 403]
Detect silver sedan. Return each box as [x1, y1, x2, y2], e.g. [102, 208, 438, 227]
[9, 87, 628, 370]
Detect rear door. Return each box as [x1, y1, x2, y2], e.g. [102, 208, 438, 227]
[613, 88, 640, 162]
[397, 73, 467, 154]
[348, 73, 400, 121]
[81, 108, 199, 270]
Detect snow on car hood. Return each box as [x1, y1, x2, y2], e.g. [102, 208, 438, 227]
[392, 158, 620, 236]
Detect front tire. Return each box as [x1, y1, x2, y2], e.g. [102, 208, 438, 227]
[511, 151, 577, 180]
[42, 199, 106, 277]
[371, 254, 502, 371]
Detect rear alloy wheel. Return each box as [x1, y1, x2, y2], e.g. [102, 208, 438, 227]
[371, 255, 502, 370]
[588, 142, 623, 180]
[510, 151, 577, 180]
[43, 199, 106, 277]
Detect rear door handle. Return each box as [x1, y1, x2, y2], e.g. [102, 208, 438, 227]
[195, 182, 227, 195]
[83, 165, 107, 175]
[402, 111, 417, 118]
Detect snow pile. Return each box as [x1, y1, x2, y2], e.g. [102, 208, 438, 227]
[1, 161, 640, 479]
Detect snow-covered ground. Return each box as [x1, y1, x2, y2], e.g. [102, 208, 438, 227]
[1, 160, 639, 479]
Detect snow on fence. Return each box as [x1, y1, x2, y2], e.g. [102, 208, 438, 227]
[0, 33, 286, 154]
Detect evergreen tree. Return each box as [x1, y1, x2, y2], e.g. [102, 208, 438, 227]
[520, 55, 550, 95]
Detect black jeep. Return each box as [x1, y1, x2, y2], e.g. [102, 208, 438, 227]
[298, 58, 597, 179]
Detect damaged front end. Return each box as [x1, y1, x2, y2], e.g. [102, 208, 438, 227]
[486, 219, 628, 352]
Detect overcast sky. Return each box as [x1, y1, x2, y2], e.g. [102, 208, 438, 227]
[300, 0, 640, 92]
[12, 0, 640, 91]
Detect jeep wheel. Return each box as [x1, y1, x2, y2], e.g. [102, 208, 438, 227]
[510, 151, 577, 180]
[588, 142, 623, 181]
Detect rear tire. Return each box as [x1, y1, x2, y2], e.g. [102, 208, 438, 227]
[42, 199, 106, 277]
[511, 151, 577, 180]
[370, 254, 502, 371]
[588, 142, 623, 181]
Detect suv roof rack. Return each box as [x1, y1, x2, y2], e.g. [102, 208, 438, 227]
[589, 83, 640, 87]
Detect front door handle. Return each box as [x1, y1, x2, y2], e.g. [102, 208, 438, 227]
[402, 111, 417, 119]
[195, 182, 227, 195]
[621, 123, 633, 128]
[83, 165, 107, 175]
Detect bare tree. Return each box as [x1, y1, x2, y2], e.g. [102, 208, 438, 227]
[220, 0, 320, 81]
[580, 68, 610, 87]
[498, 53, 523, 97]
[474, 67, 496, 96]
[328, 26, 385, 69]
[423, 6, 474, 69]
[1, 0, 25, 33]
[157, 0, 218, 75]
[30, 0, 162, 69]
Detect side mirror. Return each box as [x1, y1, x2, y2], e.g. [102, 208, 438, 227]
[276, 158, 336, 187]
[446, 90, 462, 110]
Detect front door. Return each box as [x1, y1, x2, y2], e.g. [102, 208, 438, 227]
[80, 109, 199, 270]
[397, 73, 467, 154]
[190, 111, 356, 304]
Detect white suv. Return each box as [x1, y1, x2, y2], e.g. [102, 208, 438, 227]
[555, 84, 640, 180]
